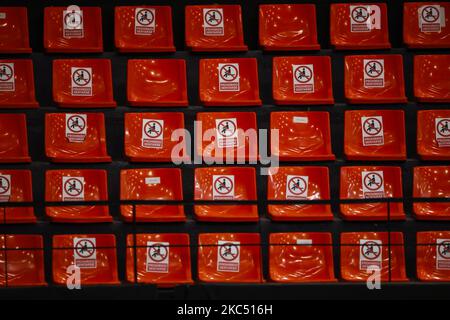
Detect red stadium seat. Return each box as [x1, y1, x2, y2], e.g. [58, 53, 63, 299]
[185, 5, 247, 52]
[126, 233, 192, 286]
[45, 169, 111, 223]
[267, 166, 333, 221]
[0, 170, 35, 224]
[340, 166, 405, 221]
[53, 234, 120, 285]
[0, 114, 30, 163]
[120, 168, 185, 222]
[414, 54, 450, 103]
[52, 59, 116, 108]
[195, 112, 258, 163]
[417, 231, 450, 281]
[0, 59, 38, 108]
[413, 166, 450, 220]
[344, 109, 406, 161]
[115, 6, 175, 53]
[127, 59, 188, 107]
[259, 4, 320, 51]
[45, 113, 111, 163]
[199, 58, 261, 106]
[345, 54, 407, 104]
[272, 56, 334, 105]
[44, 6, 103, 53]
[194, 167, 258, 222]
[330, 3, 390, 50]
[341, 232, 408, 282]
[270, 111, 335, 161]
[417, 110, 450, 160]
[0, 7, 31, 53]
[198, 233, 263, 283]
[124, 112, 187, 163]
[269, 233, 336, 283]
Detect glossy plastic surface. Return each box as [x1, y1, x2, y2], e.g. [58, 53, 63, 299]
[413, 166, 450, 220]
[194, 167, 258, 222]
[344, 54, 407, 104]
[198, 233, 263, 283]
[44, 6, 103, 53]
[127, 59, 188, 107]
[414, 55, 450, 102]
[417, 110, 450, 160]
[126, 233, 192, 286]
[45, 169, 111, 223]
[272, 56, 334, 105]
[341, 232, 408, 282]
[124, 112, 186, 162]
[259, 4, 320, 51]
[417, 231, 450, 281]
[0, 170, 35, 224]
[195, 112, 258, 162]
[0, 113, 30, 163]
[120, 168, 185, 222]
[0, 7, 31, 53]
[185, 5, 247, 52]
[115, 6, 175, 52]
[199, 58, 261, 106]
[52, 59, 116, 108]
[330, 3, 390, 50]
[267, 166, 332, 221]
[340, 166, 405, 221]
[404, 2, 450, 48]
[52, 234, 120, 285]
[269, 233, 336, 282]
[45, 113, 111, 163]
[270, 111, 335, 161]
[344, 109, 406, 160]
[0, 59, 38, 108]
[0, 235, 46, 287]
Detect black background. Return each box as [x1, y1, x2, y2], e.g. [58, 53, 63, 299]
[0, 0, 449, 299]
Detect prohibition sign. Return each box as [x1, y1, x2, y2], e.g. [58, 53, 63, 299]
[136, 9, 154, 26]
[214, 176, 233, 195]
[64, 177, 84, 197]
[219, 65, 238, 82]
[144, 121, 163, 138]
[75, 239, 95, 258]
[64, 11, 83, 28]
[217, 120, 236, 137]
[66, 115, 86, 133]
[0, 64, 13, 81]
[364, 60, 383, 78]
[422, 6, 440, 23]
[288, 177, 307, 195]
[0, 177, 10, 195]
[219, 243, 239, 261]
[204, 9, 223, 27]
[351, 6, 369, 23]
[363, 172, 383, 191]
[363, 118, 382, 136]
[437, 119, 450, 137]
[294, 66, 313, 83]
[361, 241, 381, 260]
[438, 241, 450, 259]
[148, 243, 168, 262]
[72, 68, 91, 87]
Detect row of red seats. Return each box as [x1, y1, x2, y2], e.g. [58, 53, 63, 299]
[1, 55, 450, 108]
[1, 231, 449, 287]
[1, 110, 449, 163]
[1, 3, 449, 53]
[0, 166, 448, 223]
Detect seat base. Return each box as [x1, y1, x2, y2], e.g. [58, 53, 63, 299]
[188, 45, 248, 52]
[56, 101, 117, 108]
[274, 98, 334, 105]
[0, 102, 39, 109]
[333, 43, 391, 50]
[128, 100, 188, 107]
[261, 44, 320, 51]
[117, 46, 176, 53]
[347, 97, 408, 104]
[45, 47, 103, 53]
[48, 156, 112, 163]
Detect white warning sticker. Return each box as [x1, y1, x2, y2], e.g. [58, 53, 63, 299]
[71, 67, 92, 96]
[435, 117, 450, 147]
[146, 241, 169, 273]
[63, 6, 84, 39]
[62, 176, 85, 201]
[363, 59, 384, 88]
[217, 240, 240, 272]
[361, 171, 385, 199]
[212, 175, 235, 200]
[436, 239, 450, 270]
[419, 5, 446, 32]
[361, 116, 384, 146]
[359, 239, 382, 270]
[135, 8, 155, 35]
[216, 118, 238, 148]
[350, 5, 381, 32]
[0, 63, 15, 92]
[203, 8, 224, 36]
[145, 177, 161, 185]
[292, 64, 314, 93]
[218, 63, 240, 92]
[74, 237, 97, 269]
[0, 174, 11, 202]
[296, 239, 313, 246]
[141, 119, 164, 149]
[285, 175, 309, 200]
[65, 114, 87, 143]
